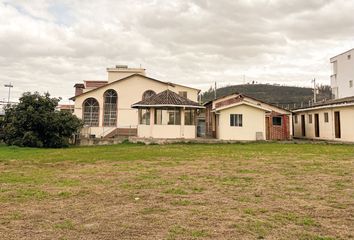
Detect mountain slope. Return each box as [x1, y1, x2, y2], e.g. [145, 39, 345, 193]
[201, 84, 332, 109]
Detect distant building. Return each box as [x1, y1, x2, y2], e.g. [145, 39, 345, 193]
[56, 104, 74, 113]
[330, 48, 354, 99]
[293, 96, 354, 142]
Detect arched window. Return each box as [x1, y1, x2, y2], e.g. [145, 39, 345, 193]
[103, 89, 117, 126]
[83, 98, 99, 126]
[142, 90, 156, 100]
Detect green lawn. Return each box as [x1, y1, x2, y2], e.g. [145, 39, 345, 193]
[0, 143, 353, 239]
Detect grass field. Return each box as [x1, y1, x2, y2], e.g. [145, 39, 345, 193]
[0, 142, 353, 240]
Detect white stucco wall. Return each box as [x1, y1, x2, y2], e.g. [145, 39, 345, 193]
[330, 49, 354, 99]
[217, 104, 266, 140]
[137, 125, 196, 139]
[293, 105, 354, 142]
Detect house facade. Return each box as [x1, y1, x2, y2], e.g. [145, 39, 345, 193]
[330, 48, 354, 99]
[205, 94, 292, 141]
[293, 97, 354, 142]
[70, 65, 200, 138]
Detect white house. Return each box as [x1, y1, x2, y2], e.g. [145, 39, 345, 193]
[330, 48, 354, 99]
[204, 93, 292, 141]
[293, 96, 354, 142]
[70, 65, 201, 138]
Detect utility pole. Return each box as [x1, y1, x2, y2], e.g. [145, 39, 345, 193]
[312, 78, 316, 103]
[4, 82, 13, 104]
[214, 81, 217, 99]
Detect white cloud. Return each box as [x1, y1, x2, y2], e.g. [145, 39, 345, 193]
[0, 0, 353, 103]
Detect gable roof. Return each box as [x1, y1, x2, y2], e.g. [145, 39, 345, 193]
[84, 80, 108, 88]
[204, 92, 291, 113]
[131, 89, 203, 109]
[213, 101, 272, 112]
[70, 73, 200, 100]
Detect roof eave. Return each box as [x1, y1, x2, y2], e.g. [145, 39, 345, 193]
[293, 102, 354, 112]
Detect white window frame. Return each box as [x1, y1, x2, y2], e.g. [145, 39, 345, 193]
[230, 114, 243, 127]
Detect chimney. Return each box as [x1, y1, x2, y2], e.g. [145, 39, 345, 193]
[74, 83, 85, 96]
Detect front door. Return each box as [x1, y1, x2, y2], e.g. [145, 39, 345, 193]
[265, 117, 270, 140]
[301, 115, 306, 137]
[334, 111, 341, 138]
[314, 114, 320, 137]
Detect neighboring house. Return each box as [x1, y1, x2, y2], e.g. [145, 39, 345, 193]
[131, 89, 204, 139]
[56, 104, 74, 113]
[330, 48, 354, 99]
[204, 93, 292, 141]
[70, 65, 200, 138]
[293, 96, 354, 142]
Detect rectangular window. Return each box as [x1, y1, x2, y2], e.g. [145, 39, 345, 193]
[230, 114, 242, 127]
[349, 80, 353, 88]
[184, 109, 195, 125]
[272, 116, 282, 126]
[294, 115, 298, 124]
[179, 91, 187, 98]
[348, 54, 351, 60]
[155, 108, 181, 125]
[308, 114, 312, 124]
[324, 112, 329, 123]
[139, 109, 150, 125]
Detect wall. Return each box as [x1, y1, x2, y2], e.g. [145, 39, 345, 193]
[74, 75, 199, 137]
[217, 104, 266, 140]
[331, 49, 354, 99]
[266, 112, 291, 140]
[137, 125, 196, 139]
[107, 68, 146, 82]
[293, 105, 354, 142]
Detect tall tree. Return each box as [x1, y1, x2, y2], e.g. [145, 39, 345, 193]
[1, 92, 82, 148]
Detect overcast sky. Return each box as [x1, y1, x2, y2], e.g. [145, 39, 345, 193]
[1, 0, 353, 103]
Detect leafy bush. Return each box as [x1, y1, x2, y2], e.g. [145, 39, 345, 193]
[0, 92, 82, 148]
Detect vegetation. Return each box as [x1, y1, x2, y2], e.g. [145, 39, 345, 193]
[0, 92, 82, 148]
[201, 84, 332, 108]
[0, 143, 353, 239]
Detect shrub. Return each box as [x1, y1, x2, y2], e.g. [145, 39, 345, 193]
[0, 92, 82, 148]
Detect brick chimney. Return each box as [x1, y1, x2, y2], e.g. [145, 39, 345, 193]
[74, 83, 85, 96]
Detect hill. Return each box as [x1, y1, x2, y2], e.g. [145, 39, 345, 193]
[201, 84, 332, 109]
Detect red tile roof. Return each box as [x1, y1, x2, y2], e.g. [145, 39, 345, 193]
[84, 80, 108, 88]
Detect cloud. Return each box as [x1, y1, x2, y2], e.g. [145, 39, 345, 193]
[0, 0, 353, 103]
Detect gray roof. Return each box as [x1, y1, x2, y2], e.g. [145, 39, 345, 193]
[132, 89, 203, 108]
[294, 96, 354, 111]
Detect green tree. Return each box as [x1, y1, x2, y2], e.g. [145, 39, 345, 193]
[1, 92, 82, 148]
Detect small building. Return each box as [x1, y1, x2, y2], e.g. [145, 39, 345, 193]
[330, 48, 354, 99]
[131, 89, 204, 139]
[204, 93, 292, 141]
[56, 104, 74, 113]
[293, 96, 354, 142]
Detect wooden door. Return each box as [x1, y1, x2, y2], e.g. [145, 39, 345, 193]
[265, 117, 270, 140]
[301, 115, 306, 137]
[334, 111, 341, 138]
[314, 114, 319, 137]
